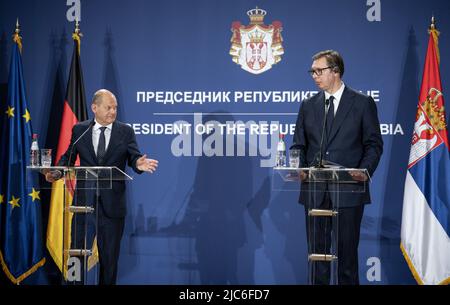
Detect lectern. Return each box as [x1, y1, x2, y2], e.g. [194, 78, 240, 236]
[273, 166, 369, 284]
[27, 166, 132, 285]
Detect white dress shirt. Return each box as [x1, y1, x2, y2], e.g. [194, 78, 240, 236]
[92, 120, 112, 156]
[324, 82, 345, 116]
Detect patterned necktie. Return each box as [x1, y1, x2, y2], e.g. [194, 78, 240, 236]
[97, 126, 107, 163]
[326, 96, 335, 137]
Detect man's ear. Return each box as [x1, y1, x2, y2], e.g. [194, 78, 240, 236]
[91, 103, 96, 114]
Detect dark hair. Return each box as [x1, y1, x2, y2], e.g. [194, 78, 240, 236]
[312, 50, 345, 77]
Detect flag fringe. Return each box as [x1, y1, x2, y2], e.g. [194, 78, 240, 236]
[400, 242, 450, 285]
[0, 251, 45, 285]
[400, 242, 424, 285]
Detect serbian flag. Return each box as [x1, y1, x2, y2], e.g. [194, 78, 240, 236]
[46, 25, 95, 275]
[400, 18, 450, 285]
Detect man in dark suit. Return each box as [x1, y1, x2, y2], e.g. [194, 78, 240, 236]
[46, 89, 158, 285]
[292, 50, 383, 284]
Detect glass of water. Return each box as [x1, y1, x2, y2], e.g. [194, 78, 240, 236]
[289, 149, 300, 168]
[41, 149, 52, 167]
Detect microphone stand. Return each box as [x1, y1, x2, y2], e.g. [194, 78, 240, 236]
[67, 121, 94, 168]
[65, 121, 94, 192]
[315, 98, 330, 168]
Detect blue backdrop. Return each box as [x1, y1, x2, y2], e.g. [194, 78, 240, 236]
[1, 0, 449, 284]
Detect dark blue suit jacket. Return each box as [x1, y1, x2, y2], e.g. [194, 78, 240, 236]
[292, 86, 383, 207]
[59, 119, 143, 218]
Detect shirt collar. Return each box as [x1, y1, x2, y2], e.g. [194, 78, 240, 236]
[93, 120, 112, 131]
[325, 82, 345, 102]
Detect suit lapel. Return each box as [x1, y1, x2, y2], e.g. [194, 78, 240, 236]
[327, 87, 356, 144]
[313, 91, 326, 133]
[81, 120, 97, 162]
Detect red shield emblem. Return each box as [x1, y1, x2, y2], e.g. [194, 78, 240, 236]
[246, 42, 267, 70]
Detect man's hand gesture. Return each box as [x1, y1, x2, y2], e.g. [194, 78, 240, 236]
[136, 154, 159, 173]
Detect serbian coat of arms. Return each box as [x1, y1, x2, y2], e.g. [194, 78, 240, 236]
[229, 7, 284, 75]
[408, 88, 447, 167]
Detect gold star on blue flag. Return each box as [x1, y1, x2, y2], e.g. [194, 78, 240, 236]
[22, 108, 31, 123]
[5, 105, 14, 118]
[28, 188, 40, 202]
[8, 195, 21, 209]
[0, 24, 45, 284]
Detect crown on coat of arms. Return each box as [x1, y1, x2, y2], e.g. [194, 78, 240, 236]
[247, 7, 266, 25]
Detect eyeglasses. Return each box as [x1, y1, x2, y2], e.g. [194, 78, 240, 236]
[308, 66, 333, 77]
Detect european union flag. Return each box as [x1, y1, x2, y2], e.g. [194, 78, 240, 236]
[0, 26, 45, 284]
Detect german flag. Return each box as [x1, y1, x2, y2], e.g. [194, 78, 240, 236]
[46, 22, 97, 277]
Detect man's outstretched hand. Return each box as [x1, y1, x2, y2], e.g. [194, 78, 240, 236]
[136, 154, 159, 173]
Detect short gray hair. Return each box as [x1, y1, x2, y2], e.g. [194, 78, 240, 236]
[92, 89, 116, 105]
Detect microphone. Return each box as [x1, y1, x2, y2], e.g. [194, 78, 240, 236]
[58, 120, 95, 191]
[67, 120, 95, 168]
[315, 98, 330, 168]
[47, 120, 94, 183]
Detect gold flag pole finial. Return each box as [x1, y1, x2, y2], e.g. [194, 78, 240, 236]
[72, 16, 82, 54]
[13, 18, 22, 53]
[428, 15, 440, 64]
[74, 17, 80, 35]
[430, 15, 436, 30]
[428, 15, 439, 34]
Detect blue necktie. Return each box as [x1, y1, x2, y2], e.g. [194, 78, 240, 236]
[326, 96, 335, 137]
